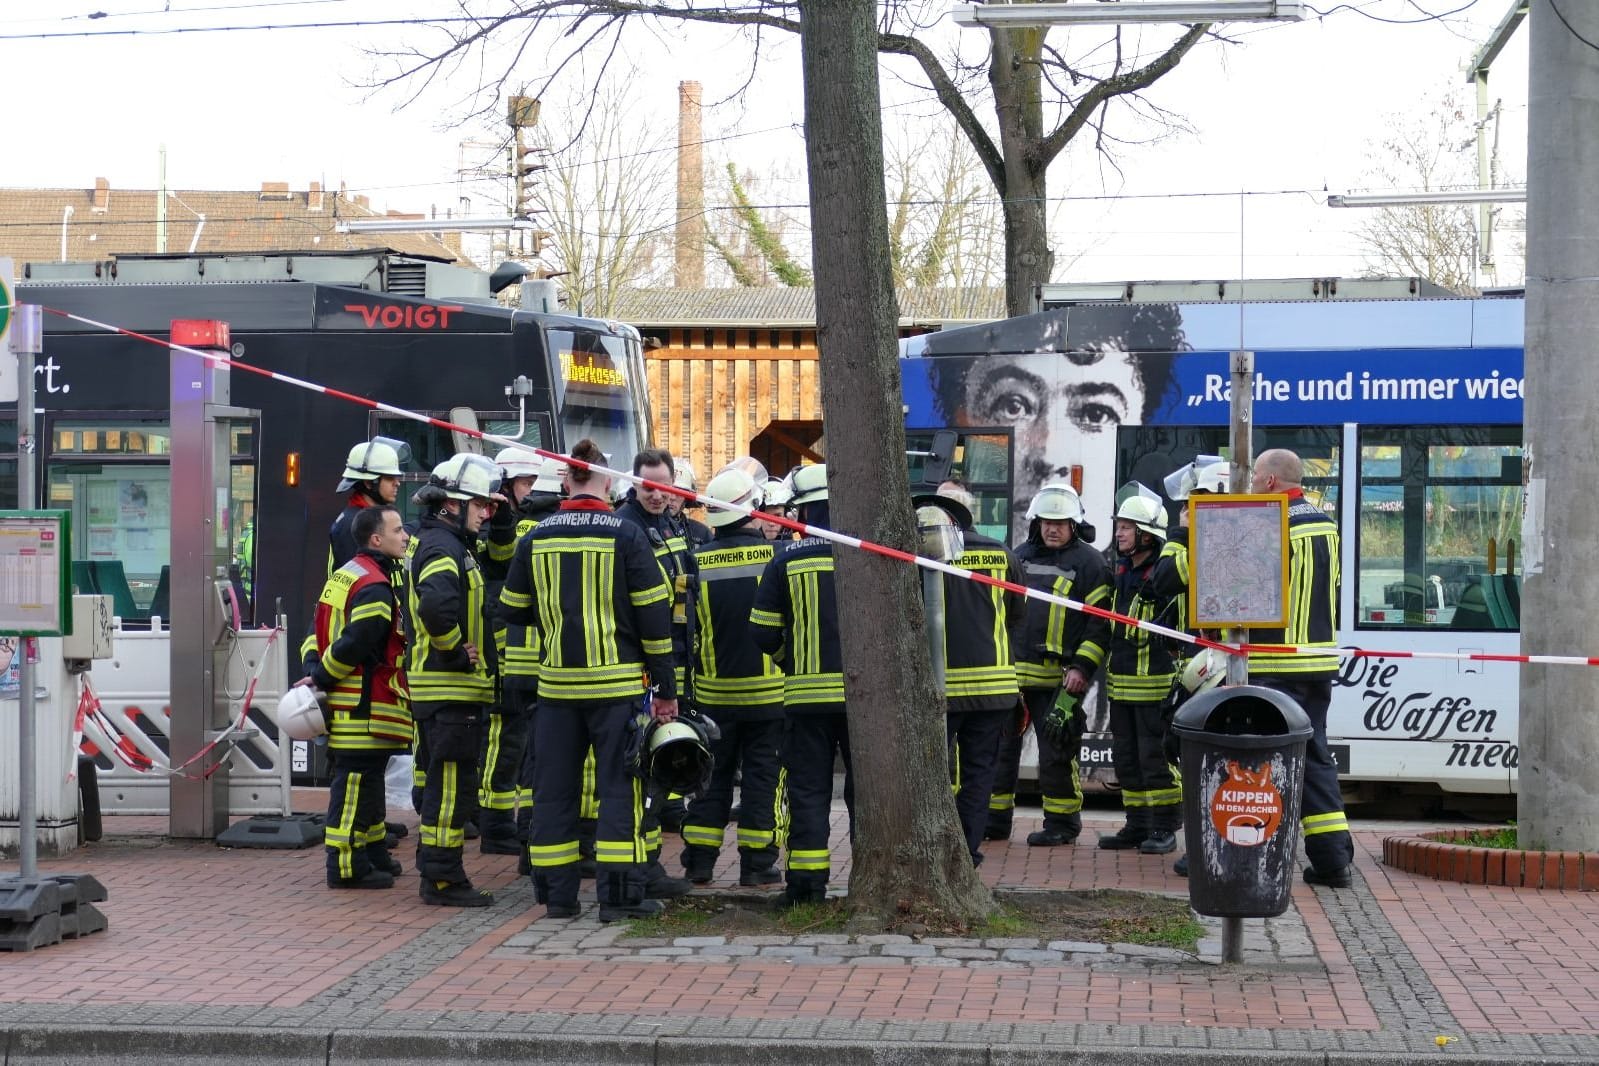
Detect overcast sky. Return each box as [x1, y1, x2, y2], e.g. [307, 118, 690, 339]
[2, 0, 1531, 286]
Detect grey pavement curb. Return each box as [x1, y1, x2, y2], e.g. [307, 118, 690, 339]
[3, 1026, 1596, 1065]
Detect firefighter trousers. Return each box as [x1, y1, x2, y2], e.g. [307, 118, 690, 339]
[947, 708, 1008, 863]
[478, 697, 532, 843]
[325, 748, 396, 881]
[681, 713, 785, 876]
[528, 698, 644, 909]
[415, 703, 484, 886]
[782, 711, 853, 897]
[1109, 699, 1181, 834]
[1259, 677, 1353, 873]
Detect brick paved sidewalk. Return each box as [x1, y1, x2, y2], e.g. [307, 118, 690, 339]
[2, 802, 1597, 1064]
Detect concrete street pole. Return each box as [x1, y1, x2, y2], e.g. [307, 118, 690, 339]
[1520, 0, 1599, 852]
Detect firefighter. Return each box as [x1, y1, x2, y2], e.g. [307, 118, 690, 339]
[614, 448, 696, 896]
[1249, 448, 1353, 889]
[328, 436, 410, 575]
[759, 478, 796, 541]
[407, 453, 505, 907]
[471, 446, 551, 856]
[917, 484, 1026, 867]
[750, 464, 851, 906]
[500, 438, 681, 921]
[679, 462, 785, 887]
[300, 504, 411, 889]
[989, 482, 1110, 846]
[1100, 486, 1187, 855]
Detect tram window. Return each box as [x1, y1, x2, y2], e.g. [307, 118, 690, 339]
[375, 413, 551, 526]
[1116, 426, 1342, 517]
[906, 430, 1012, 543]
[1357, 426, 1521, 631]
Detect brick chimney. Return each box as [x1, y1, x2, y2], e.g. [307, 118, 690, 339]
[260, 181, 291, 201]
[308, 181, 324, 212]
[675, 81, 705, 288]
[92, 177, 110, 213]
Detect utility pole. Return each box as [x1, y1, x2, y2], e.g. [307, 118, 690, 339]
[1520, 0, 1599, 852]
[1467, 1, 1528, 290]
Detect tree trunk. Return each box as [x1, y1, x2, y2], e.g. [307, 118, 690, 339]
[799, 0, 992, 924]
[990, 26, 1052, 317]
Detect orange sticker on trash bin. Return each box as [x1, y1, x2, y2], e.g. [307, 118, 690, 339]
[1211, 760, 1283, 846]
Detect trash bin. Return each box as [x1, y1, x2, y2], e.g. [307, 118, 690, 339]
[1171, 685, 1313, 918]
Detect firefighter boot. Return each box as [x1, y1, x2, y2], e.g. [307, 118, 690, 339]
[739, 851, 781, 888]
[643, 857, 692, 899]
[532, 866, 582, 920]
[598, 870, 665, 923]
[680, 844, 717, 885]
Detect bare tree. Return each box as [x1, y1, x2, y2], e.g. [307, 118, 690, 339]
[369, 2, 1211, 315]
[802, 0, 991, 926]
[705, 161, 812, 287]
[886, 121, 1004, 296]
[1355, 91, 1484, 296]
[528, 81, 675, 316]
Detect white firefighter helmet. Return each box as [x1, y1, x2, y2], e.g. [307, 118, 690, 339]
[762, 477, 793, 511]
[338, 436, 409, 492]
[1194, 461, 1230, 494]
[1028, 483, 1086, 524]
[916, 503, 965, 564]
[787, 464, 828, 506]
[1164, 455, 1225, 501]
[1114, 483, 1167, 540]
[428, 453, 508, 503]
[276, 685, 329, 742]
[493, 446, 544, 480]
[704, 465, 765, 528]
[1181, 648, 1229, 695]
[531, 455, 567, 494]
[672, 457, 698, 492]
[645, 719, 715, 796]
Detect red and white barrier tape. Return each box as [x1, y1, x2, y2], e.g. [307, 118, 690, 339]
[40, 305, 1584, 670]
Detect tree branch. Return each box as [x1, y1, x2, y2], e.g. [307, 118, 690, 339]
[877, 30, 1006, 195]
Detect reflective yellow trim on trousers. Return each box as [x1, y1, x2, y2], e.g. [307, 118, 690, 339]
[478, 713, 508, 809]
[1144, 786, 1182, 807]
[737, 827, 775, 850]
[989, 792, 1016, 813]
[361, 823, 387, 846]
[1301, 811, 1350, 836]
[682, 825, 725, 849]
[788, 848, 830, 872]
[596, 840, 640, 864]
[529, 841, 581, 867]
[326, 771, 362, 879]
[420, 762, 465, 849]
[580, 749, 599, 819]
[774, 767, 790, 849]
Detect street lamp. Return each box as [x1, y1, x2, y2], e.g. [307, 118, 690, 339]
[1326, 189, 1526, 208]
[335, 217, 535, 234]
[951, 1, 1306, 27]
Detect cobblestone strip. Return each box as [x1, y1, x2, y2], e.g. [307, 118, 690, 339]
[1312, 865, 1462, 1034]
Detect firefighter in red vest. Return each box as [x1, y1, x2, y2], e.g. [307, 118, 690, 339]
[299, 504, 412, 889]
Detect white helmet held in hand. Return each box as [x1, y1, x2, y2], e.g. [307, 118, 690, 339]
[1181, 648, 1229, 695]
[276, 685, 328, 741]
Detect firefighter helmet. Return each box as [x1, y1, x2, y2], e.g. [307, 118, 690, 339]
[276, 685, 329, 742]
[1028, 484, 1086, 524]
[912, 491, 973, 533]
[644, 718, 715, 796]
[337, 436, 409, 492]
[704, 466, 765, 528]
[1194, 461, 1230, 494]
[1114, 483, 1167, 539]
[763, 478, 793, 511]
[531, 456, 567, 494]
[915, 504, 965, 564]
[787, 464, 829, 506]
[1181, 648, 1229, 695]
[493, 447, 544, 480]
[673, 458, 698, 492]
[427, 453, 508, 503]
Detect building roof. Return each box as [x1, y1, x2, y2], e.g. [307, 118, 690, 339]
[612, 286, 1005, 329]
[0, 180, 461, 267]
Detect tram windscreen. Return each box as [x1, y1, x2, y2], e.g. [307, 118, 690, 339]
[547, 328, 644, 469]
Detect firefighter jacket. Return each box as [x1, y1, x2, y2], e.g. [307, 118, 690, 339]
[406, 514, 497, 707]
[692, 525, 782, 719]
[1013, 535, 1111, 691]
[617, 495, 698, 686]
[749, 536, 845, 715]
[937, 530, 1025, 713]
[309, 549, 411, 751]
[497, 496, 679, 705]
[327, 491, 382, 577]
[497, 493, 561, 693]
[1248, 490, 1340, 680]
[1106, 541, 1188, 703]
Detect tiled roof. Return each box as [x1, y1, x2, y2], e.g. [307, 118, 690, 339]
[0, 181, 461, 266]
[612, 286, 1005, 328]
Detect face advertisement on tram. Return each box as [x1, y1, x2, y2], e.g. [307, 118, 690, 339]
[901, 296, 1526, 802]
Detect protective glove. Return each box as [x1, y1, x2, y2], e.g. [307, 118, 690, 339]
[1008, 699, 1030, 738]
[1039, 687, 1081, 749]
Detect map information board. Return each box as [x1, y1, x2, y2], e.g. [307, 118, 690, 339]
[0, 511, 72, 636]
[1188, 495, 1289, 629]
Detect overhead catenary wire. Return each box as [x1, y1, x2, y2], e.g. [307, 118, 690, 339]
[27, 301, 1589, 670]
